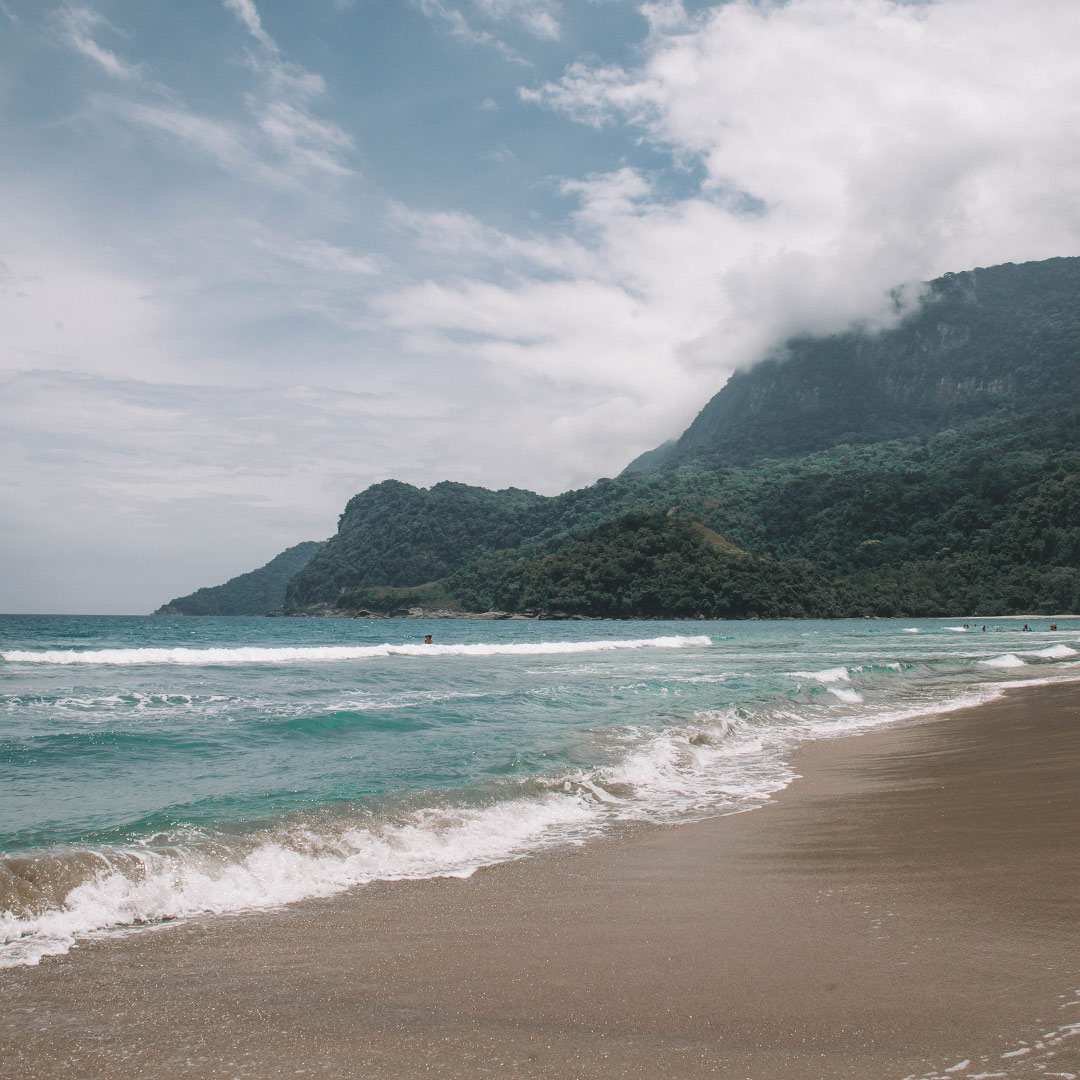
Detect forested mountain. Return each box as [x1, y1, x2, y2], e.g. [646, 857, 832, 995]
[525, 422, 1079, 615]
[154, 541, 324, 616]
[159, 256, 1080, 618]
[283, 481, 551, 608]
[323, 413, 1080, 618]
[444, 512, 848, 619]
[624, 256, 1080, 473]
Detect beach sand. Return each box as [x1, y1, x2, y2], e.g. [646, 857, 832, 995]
[3, 682, 1078, 1080]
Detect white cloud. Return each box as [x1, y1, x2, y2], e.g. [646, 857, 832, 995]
[389, 203, 597, 276]
[528, 0, 1080, 277]
[57, 4, 143, 80]
[378, 0, 1080, 434]
[352, 0, 1080, 487]
[223, 0, 277, 53]
[253, 234, 381, 277]
[415, 0, 528, 63]
[116, 100, 294, 188]
[85, 1, 354, 187]
[256, 100, 354, 176]
[473, 0, 562, 40]
[0, 231, 171, 381]
[522, 61, 645, 127]
[225, 0, 356, 178]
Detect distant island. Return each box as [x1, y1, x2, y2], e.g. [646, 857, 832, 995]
[157, 256, 1080, 620]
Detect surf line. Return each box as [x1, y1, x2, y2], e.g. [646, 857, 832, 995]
[1, 636, 714, 666]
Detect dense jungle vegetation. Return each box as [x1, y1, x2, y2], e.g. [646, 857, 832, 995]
[310, 404, 1080, 618]
[155, 541, 323, 616]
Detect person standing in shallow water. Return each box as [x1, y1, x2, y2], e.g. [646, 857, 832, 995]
[424, 634, 433, 645]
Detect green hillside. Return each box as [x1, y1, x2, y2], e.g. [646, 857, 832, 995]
[442, 511, 848, 619]
[625, 256, 1080, 473]
[165, 256, 1080, 619]
[330, 414, 1080, 618]
[283, 481, 552, 608]
[154, 541, 324, 616]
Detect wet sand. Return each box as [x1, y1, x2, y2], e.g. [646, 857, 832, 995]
[3, 683, 1079, 1080]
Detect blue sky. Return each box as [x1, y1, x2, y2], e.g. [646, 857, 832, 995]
[3, 0, 1080, 613]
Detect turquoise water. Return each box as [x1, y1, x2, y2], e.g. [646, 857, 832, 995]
[2, 613, 1078, 967]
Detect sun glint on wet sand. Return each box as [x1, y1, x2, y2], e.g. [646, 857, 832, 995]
[3, 683, 1079, 1080]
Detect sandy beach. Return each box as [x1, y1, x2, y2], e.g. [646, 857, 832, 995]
[3, 681, 1078, 1080]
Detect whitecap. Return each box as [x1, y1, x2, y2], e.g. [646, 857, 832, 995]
[827, 687, 864, 704]
[1, 635, 713, 667]
[0, 794, 603, 969]
[1030, 644, 1078, 659]
[785, 667, 851, 683]
[980, 653, 1027, 669]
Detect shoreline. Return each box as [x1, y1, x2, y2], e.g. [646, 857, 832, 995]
[3, 682, 1079, 1079]
[166, 608, 1080, 622]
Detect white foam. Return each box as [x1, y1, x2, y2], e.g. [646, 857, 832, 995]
[828, 687, 864, 704]
[0, 709, 798, 969]
[944, 626, 970, 632]
[13, 617, 1080, 971]
[786, 666, 851, 683]
[0, 794, 602, 968]
[0, 670, 1029, 970]
[1031, 644, 1078, 658]
[991, 672, 1080, 690]
[0, 635, 713, 666]
[903, 627, 920, 633]
[980, 653, 1027, 669]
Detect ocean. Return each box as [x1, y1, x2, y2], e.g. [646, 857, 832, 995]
[2, 613, 1077, 970]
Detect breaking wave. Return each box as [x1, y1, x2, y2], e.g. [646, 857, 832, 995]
[981, 653, 1027, 669]
[0, 678, 1016, 969]
[1029, 644, 1078, 658]
[785, 666, 851, 683]
[0, 712, 791, 968]
[0, 635, 713, 666]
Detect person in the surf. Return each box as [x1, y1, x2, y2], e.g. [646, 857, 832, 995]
[424, 634, 433, 644]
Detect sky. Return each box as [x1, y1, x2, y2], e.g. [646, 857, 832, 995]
[2, 0, 1080, 614]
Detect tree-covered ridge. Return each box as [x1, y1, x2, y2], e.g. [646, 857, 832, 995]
[287, 409, 1080, 618]
[154, 541, 324, 616]
[627, 256, 1080, 472]
[331, 412, 1080, 619]
[283, 480, 552, 608]
[161, 256, 1080, 618]
[283, 472, 706, 609]
[443, 512, 847, 619]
